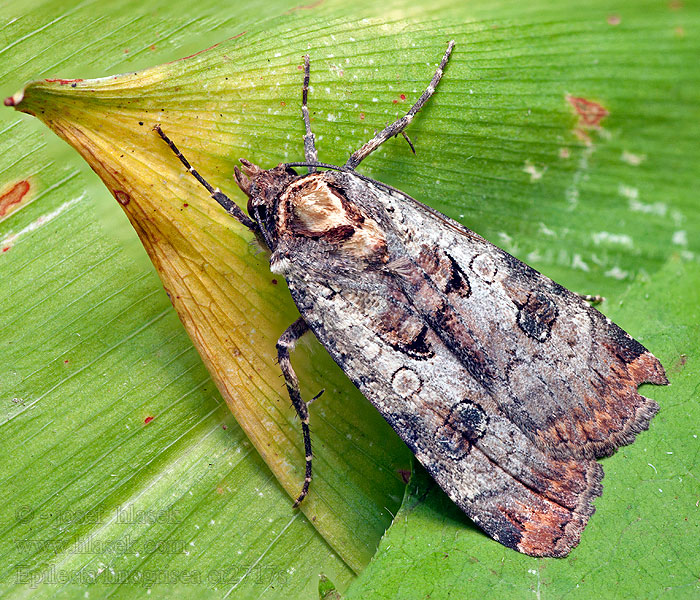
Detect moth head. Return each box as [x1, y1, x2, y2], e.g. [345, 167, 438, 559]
[233, 159, 299, 246]
[233, 163, 253, 197]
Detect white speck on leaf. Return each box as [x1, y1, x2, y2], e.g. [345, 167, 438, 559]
[539, 223, 556, 237]
[604, 265, 629, 280]
[572, 254, 590, 272]
[592, 231, 634, 248]
[621, 150, 646, 166]
[618, 184, 639, 200]
[672, 230, 688, 246]
[523, 160, 545, 181]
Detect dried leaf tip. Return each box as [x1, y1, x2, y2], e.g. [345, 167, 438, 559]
[4, 91, 23, 107]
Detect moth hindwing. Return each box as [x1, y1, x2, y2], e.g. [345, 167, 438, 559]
[155, 41, 668, 558]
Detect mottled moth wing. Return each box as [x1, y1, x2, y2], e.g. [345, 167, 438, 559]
[275, 170, 667, 557]
[154, 41, 667, 557]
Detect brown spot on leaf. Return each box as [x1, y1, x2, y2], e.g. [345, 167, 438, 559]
[398, 469, 411, 484]
[44, 78, 84, 85]
[671, 353, 687, 374]
[169, 32, 245, 64]
[114, 190, 131, 206]
[567, 96, 609, 128]
[0, 180, 31, 217]
[285, 0, 324, 11]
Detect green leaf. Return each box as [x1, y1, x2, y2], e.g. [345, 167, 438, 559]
[2, 0, 698, 597]
[345, 256, 700, 598]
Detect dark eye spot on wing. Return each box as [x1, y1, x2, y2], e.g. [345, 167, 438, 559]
[378, 310, 434, 360]
[416, 246, 471, 297]
[436, 399, 488, 460]
[397, 324, 434, 359]
[516, 292, 558, 342]
[446, 254, 471, 297]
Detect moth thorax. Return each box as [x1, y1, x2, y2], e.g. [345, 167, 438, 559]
[292, 179, 347, 233]
[285, 176, 387, 261]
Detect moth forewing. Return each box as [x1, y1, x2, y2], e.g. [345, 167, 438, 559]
[156, 41, 668, 557]
[281, 169, 666, 556]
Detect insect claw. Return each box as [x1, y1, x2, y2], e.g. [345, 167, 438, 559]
[309, 389, 325, 405]
[401, 131, 416, 154]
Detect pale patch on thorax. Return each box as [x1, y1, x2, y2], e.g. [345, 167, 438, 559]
[281, 175, 386, 260]
[342, 218, 385, 259]
[292, 178, 348, 232]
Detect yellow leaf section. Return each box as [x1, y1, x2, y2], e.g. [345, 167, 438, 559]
[9, 45, 407, 572]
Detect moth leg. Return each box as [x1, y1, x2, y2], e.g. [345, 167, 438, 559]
[307, 388, 325, 406]
[344, 40, 455, 170]
[153, 125, 258, 231]
[301, 55, 318, 173]
[276, 317, 314, 507]
[401, 130, 416, 154]
[577, 293, 604, 304]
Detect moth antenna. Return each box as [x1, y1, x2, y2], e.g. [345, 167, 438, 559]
[301, 54, 319, 172]
[344, 40, 455, 170]
[153, 124, 257, 231]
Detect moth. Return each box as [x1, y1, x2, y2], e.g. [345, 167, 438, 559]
[155, 41, 668, 557]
